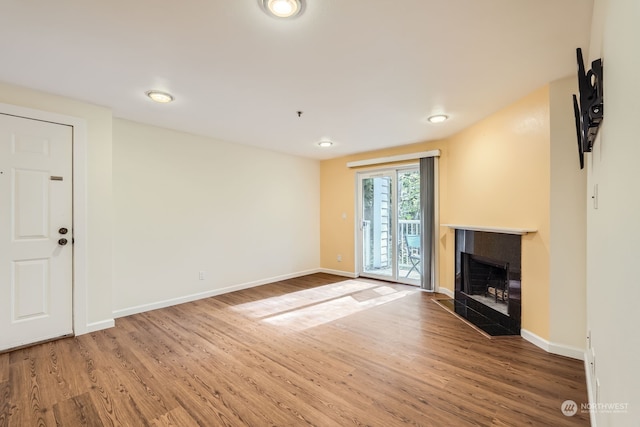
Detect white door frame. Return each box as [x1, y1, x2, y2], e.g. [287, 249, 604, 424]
[1, 102, 90, 335]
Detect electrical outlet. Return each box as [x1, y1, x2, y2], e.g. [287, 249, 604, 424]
[337, 255, 342, 262]
[199, 271, 205, 280]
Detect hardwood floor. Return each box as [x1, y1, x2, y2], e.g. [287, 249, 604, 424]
[0, 273, 589, 426]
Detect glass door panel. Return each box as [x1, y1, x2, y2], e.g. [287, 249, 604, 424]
[397, 168, 421, 285]
[361, 175, 393, 279]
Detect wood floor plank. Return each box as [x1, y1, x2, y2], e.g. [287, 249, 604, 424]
[0, 381, 11, 425]
[7, 355, 57, 426]
[2, 273, 589, 426]
[72, 332, 153, 426]
[52, 392, 104, 427]
[86, 330, 178, 423]
[161, 310, 349, 425]
[0, 353, 8, 383]
[23, 340, 80, 410]
[120, 310, 319, 426]
[151, 406, 198, 427]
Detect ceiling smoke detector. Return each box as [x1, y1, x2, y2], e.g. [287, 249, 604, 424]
[260, 0, 305, 18]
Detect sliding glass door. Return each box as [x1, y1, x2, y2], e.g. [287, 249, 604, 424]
[358, 167, 421, 285]
[360, 172, 394, 279]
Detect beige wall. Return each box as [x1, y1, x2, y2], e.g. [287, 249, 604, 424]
[320, 86, 552, 339]
[549, 76, 587, 351]
[444, 86, 551, 337]
[112, 119, 320, 315]
[320, 141, 445, 278]
[0, 81, 114, 328]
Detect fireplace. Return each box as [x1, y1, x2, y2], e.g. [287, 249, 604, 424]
[461, 252, 509, 301]
[453, 228, 522, 335]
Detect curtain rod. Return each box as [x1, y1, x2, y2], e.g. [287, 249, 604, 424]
[346, 150, 440, 168]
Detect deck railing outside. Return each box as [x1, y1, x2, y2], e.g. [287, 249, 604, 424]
[363, 219, 421, 270]
[398, 220, 420, 268]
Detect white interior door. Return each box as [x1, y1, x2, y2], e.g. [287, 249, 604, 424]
[0, 114, 73, 351]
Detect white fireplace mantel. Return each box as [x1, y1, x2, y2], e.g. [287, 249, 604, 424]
[441, 224, 537, 235]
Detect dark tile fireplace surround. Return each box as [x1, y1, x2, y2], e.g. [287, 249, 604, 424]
[446, 228, 522, 336]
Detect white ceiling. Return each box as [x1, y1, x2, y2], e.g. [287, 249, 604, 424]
[0, 0, 593, 160]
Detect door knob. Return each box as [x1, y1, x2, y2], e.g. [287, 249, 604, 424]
[58, 238, 68, 246]
[59, 227, 68, 235]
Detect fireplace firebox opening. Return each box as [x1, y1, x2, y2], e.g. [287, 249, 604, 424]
[448, 229, 522, 336]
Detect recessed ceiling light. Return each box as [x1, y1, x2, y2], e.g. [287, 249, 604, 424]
[318, 140, 333, 148]
[427, 114, 448, 123]
[260, 0, 304, 18]
[146, 90, 174, 103]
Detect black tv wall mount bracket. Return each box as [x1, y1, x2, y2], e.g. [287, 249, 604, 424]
[573, 47, 604, 155]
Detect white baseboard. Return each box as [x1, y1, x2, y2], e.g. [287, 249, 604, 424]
[112, 269, 323, 319]
[584, 350, 597, 426]
[80, 319, 115, 334]
[520, 329, 585, 360]
[318, 268, 358, 278]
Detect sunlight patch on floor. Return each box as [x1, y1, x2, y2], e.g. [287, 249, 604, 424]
[231, 280, 380, 318]
[262, 286, 417, 331]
